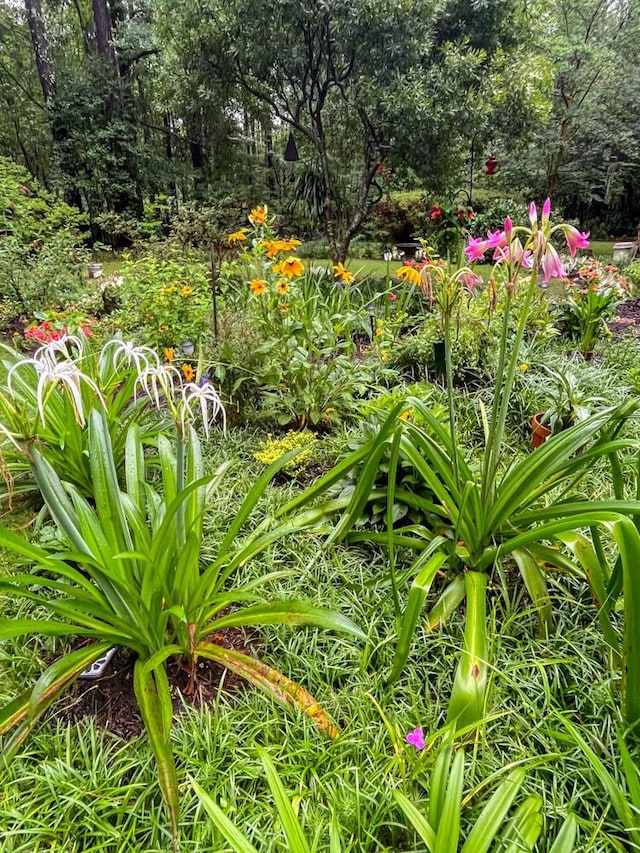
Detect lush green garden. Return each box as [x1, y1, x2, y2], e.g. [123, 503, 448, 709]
[3, 0, 640, 846]
[2, 149, 640, 853]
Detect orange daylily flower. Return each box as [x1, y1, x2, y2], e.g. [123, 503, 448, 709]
[397, 265, 422, 286]
[249, 205, 268, 226]
[333, 262, 355, 285]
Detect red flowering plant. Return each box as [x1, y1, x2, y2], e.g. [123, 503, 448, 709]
[426, 201, 475, 255]
[23, 310, 95, 346]
[555, 258, 629, 359]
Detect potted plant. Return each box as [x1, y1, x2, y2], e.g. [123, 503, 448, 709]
[531, 367, 605, 448]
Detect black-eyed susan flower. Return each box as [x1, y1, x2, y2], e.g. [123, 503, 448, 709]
[250, 279, 267, 296]
[276, 279, 289, 295]
[273, 257, 304, 278]
[181, 363, 195, 382]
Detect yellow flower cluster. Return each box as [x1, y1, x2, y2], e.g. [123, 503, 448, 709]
[254, 430, 317, 473]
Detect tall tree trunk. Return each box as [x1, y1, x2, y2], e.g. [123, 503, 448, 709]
[92, 0, 117, 71]
[24, 0, 55, 106]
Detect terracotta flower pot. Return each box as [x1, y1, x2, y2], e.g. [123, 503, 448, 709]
[531, 413, 552, 449]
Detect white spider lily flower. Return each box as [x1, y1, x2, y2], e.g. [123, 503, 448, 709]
[7, 355, 47, 395]
[180, 381, 226, 437]
[35, 361, 105, 426]
[33, 334, 86, 369]
[100, 339, 160, 376]
[136, 364, 181, 411]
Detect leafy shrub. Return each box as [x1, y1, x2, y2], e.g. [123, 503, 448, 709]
[348, 236, 383, 258]
[0, 158, 87, 321]
[114, 252, 212, 348]
[298, 238, 330, 259]
[625, 259, 640, 295]
[424, 201, 474, 256]
[391, 313, 496, 384]
[169, 197, 246, 247]
[206, 310, 265, 422]
[367, 190, 427, 245]
[469, 197, 530, 238]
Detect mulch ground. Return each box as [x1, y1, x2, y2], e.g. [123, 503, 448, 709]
[610, 298, 640, 338]
[52, 628, 252, 740]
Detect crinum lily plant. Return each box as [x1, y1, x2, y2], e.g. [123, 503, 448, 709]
[282, 200, 640, 731]
[0, 337, 364, 846]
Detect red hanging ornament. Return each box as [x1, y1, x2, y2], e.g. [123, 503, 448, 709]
[485, 154, 498, 176]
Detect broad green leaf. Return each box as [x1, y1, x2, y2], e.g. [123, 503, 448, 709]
[387, 547, 448, 684]
[549, 814, 577, 853]
[460, 768, 525, 853]
[447, 572, 488, 731]
[208, 601, 366, 642]
[133, 660, 179, 844]
[435, 750, 464, 853]
[394, 790, 436, 851]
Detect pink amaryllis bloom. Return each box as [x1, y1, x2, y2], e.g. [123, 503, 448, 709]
[529, 201, 537, 227]
[541, 242, 566, 283]
[541, 197, 552, 227]
[564, 226, 590, 257]
[464, 236, 488, 262]
[460, 271, 483, 293]
[486, 229, 507, 249]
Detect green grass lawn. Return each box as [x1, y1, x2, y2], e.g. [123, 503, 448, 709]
[94, 241, 616, 281]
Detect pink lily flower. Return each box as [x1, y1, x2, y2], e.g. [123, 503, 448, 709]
[564, 226, 590, 257]
[541, 243, 566, 283]
[541, 197, 551, 225]
[460, 271, 483, 292]
[529, 201, 537, 227]
[486, 230, 507, 249]
[464, 236, 488, 262]
[504, 216, 513, 237]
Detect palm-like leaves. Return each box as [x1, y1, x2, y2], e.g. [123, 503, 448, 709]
[0, 409, 364, 842]
[281, 396, 640, 727]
